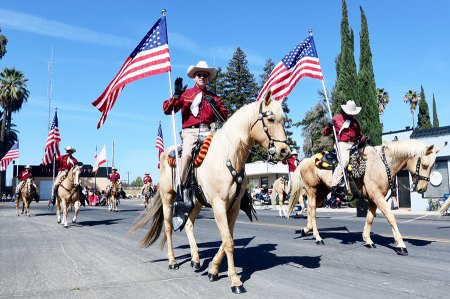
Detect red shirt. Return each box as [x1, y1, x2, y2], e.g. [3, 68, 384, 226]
[109, 172, 120, 182]
[56, 154, 78, 171]
[323, 114, 361, 142]
[143, 175, 152, 184]
[162, 84, 228, 129]
[18, 170, 33, 181]
[283, 156, 300, 172]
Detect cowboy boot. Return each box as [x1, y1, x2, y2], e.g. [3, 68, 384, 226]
[331, 186, 347, 201]
[172, 187, 194, 232]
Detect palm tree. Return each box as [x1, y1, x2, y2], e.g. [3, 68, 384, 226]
[0, 28, 7, 59]
[377, 88, 390, 130]
[403, 90, 420, 129]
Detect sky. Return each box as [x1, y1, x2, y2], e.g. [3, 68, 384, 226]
[1, 0, 449, 184]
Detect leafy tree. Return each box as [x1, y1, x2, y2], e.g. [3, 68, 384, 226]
[376, 88, 390, 130]
[403, 90, 419, 129]
[432, 93, 439, 128]
[132, 176, 143, 187]
[331, 0, 358, 114]
[0, 28, 7, 59]
[357, 6, 381, 145]
[417, 85, 432, 130]
[221, 47, 258, 114]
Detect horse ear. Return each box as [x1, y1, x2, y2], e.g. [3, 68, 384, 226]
[425, 144, 435, 155]
[264, 90, 272, 106]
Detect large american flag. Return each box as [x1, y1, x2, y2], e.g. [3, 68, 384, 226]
[92, 16, 171, 129]
[257, 35, 323, 102]
[42, 111, 61, 166]
[0, 141, 19, 171]
[155, 122, 164, 168]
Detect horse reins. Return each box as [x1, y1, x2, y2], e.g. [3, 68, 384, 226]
[380, 146, 397, 198]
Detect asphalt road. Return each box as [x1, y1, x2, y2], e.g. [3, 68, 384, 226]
[1, 199, 449, 299]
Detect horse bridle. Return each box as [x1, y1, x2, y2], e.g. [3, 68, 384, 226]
[251, 101, 289, 162]
[411, 156, 430, 190]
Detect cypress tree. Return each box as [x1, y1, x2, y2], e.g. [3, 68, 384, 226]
[357, 6, 381, 145]
[417, 85, 432, 129]
[221, 47, 258, 115]
[331, 0, 358, 114]
[432, 93, 439, 128]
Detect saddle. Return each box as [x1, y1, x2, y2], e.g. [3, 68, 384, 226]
[314, 140, 366, 175]
[167, 132, 215, 168]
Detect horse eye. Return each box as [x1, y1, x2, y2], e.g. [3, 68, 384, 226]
[267, 117, 275, 123]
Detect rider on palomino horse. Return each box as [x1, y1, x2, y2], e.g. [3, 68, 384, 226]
[282, 149, 300, 199]
[141, 172, 153, 195]
[106, 167, 125, 198]
[322, 100, 367, 202]
[15, 165, 38, 202]
[162, 60, 228, 230]
[52, 146, 79, 205]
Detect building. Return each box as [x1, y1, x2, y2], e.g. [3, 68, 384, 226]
[13, 164, 112, 200]
[383, 126, 450, 211]
[245, 161, 288, 188]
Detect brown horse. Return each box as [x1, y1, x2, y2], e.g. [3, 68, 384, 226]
[129, 92, 290, 293]
[16, 178, 37, 216]
[56, 165, 81, 228]
[288, 139, 441, 255]
[142, 183, 155, 209]
[108, 180, 122, 212]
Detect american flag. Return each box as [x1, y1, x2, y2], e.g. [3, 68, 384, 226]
[0, 141, 19, 171]
[155, 122, 164, 168]
[257, 35, 323, 102]
[42, 111, 61, 166]
[92, 16, 171, 129]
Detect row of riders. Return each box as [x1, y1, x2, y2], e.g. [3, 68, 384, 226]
[14, 60, 441, 294]
[127, 60, 441, 294]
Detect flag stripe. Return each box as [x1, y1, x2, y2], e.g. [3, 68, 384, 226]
[92, 17, 171, 128]
[257, 36, 323, 102]
[42, 112, 61, 166]
[0, 142, 19, 171]
[155, 122, 164, 168]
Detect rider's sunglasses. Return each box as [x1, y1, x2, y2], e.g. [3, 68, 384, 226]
[195, 73, 209, 79]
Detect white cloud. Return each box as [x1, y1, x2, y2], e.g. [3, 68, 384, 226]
[0, 9, 133, 48]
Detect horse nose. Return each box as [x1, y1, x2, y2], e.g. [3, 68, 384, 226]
[280, 147, 290, 158]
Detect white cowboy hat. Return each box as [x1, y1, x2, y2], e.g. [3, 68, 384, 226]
[64, 146, 76, 153]
[112, 167, 117, 170]
[341, 100, 362, 116]
[25, 165, 31, 169]
[187, 61, 217, 80]
[291, 150, 298, 156]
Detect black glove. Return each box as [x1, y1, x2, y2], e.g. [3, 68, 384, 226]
[173, 77, 187, 99]
[204, 95, 218, 108]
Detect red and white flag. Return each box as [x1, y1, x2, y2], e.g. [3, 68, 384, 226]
[92, 16, 171, 128]
[93, 145, 107, 173]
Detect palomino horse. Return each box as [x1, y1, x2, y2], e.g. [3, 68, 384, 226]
[129, 92, 290, 293]
[55, 165, 82, 228]
[271, 176, 290, 218]
[288, 139, 440, 255]
[16, 178, 37, 216]
[142, 183, 155, 209]
[108, 181, 122, 212]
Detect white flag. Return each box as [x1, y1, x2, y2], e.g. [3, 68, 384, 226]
[94, 145, 107, 173]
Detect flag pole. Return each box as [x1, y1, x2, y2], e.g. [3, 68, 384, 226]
[94, 145, 97, 195]
[309, 29, 348, 189]
[162, 9, 181, 188]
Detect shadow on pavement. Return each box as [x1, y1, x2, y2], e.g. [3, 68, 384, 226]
[78, 218, 124, 226]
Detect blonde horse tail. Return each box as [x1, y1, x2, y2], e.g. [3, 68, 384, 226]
[438, 197, 450, 217]
[127, 186, 164, 248]
[287, 167, 302, 216]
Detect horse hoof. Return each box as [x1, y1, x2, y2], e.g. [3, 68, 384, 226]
[208, 273, 219, 282]
[57, 220, 61, 223]
[364, 243, 376, 249]
[395, 247, 408, 256]
[300, 229, 307, 237]
[231, 285, 246, 294]
[64, 225, 68, 229]
[190, 261, 200, 270]
[168, 263, 179, 270]
[316, 240, 325, 245]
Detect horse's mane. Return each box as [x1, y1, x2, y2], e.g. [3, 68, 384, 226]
[382, 139, 429, 159]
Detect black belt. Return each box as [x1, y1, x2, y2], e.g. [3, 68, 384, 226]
[186, 123, 211, 129]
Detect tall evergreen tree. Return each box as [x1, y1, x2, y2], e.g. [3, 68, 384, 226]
[331, 0, 358, 114]
[357, 6, 381, 145]
[221, 48, 258, 114]
[417, 85, 432, 130]
[432, 93, 439, 128]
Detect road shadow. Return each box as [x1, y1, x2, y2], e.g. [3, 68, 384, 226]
[77, 218, 124, 226]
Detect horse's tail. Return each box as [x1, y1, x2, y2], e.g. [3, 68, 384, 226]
[287, 167, 303, 216]
[127, 185, 164, 248]
[438, 197, 450, 217]
[270, 188, 278, 207]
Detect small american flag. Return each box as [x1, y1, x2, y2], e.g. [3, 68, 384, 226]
[257, 35, 323, 102]
[42, 111, 61, 166]
[155, 122, 164, 168]
[0, 141, 19, 171]
[92, 16, 171, 129]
